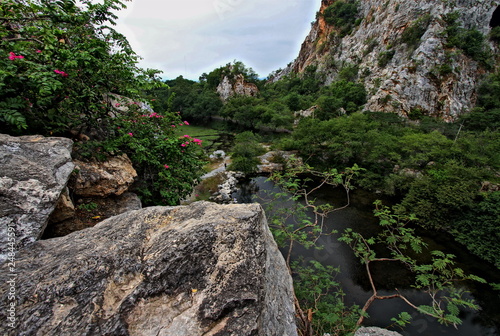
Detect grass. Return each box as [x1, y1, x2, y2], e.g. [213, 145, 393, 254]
[174, 124, 222, 149]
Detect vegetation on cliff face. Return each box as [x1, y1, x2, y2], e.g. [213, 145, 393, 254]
[1, 0, 203, 205]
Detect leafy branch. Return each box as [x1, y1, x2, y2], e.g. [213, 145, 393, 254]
[340, 200, 486, 327]
[263, 157, 363, 335]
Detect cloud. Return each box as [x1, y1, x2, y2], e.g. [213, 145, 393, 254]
[114, 0, 321, 80]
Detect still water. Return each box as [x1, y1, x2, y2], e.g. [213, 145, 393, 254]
[234, 176, 500, 336]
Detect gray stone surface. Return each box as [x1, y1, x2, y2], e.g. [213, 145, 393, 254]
[0, 134, 74, 263]
[355, 327, 403, 336]
[0, 201, 298, 336]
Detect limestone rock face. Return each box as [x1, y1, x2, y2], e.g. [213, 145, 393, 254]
[0, 134, 74, 263]
[217, 74, 259, 101]
[70, 154, 137, 197]
[0, 202, 298, 336]
[279, 0, 499, 120]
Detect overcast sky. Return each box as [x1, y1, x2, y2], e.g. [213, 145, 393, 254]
[114, 0, 322, 80]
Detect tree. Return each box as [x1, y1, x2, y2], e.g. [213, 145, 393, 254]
[266, 163, 486, 334]
[228, 131, 265, 174]
[1, 0, 203, 206]
[340, 200, 486, 328]
[1, 0, 164, 135]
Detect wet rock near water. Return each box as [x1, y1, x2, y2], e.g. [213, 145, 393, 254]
[0, 201, 297, 336]
[0, 134, 74, 263]
[210, 171, 242, 204]
[257, 151, 301, 174]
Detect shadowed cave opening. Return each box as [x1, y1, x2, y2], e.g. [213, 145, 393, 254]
[490, 6, 500, 27]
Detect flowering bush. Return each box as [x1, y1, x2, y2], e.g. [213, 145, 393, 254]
[1, 0, 203, 205]
[75, 106, 204, 205]
[0, 0, 160, 135]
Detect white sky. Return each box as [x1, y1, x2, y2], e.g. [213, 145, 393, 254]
[114, 0, 322, 80]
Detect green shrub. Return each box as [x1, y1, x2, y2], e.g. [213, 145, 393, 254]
[228, 132, 265, 174]
[323, 1, 360, 37]
[444, 12, 493, 68]
[377, 49, 395, 67]
[453, 192, 500, 267]
[400, 14, 432, 49]
[490, 26, 500, 42]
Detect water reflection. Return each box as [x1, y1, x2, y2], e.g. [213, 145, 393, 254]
[234, 176, 500, 336]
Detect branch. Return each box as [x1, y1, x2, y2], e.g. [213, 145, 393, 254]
[0, 15, 52, 22]
[3, 37, 43, 44]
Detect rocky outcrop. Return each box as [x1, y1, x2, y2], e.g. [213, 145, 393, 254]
[279, 0, 499, 121]
[0, 134, 74, 263]
[210, 171, 242, 203]
[354, 327, 403, 336]
[257, 151, 300, 173]
[70, 154, 137, 197]
[217, 74, 259, 101]
[294, 105, 319, 125]
[0, 202, 297, 336]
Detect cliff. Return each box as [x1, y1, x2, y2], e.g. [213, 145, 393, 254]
[279, 0, 500, 120]
[217, 73, 259, 101]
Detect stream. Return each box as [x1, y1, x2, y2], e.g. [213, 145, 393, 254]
[234, 176, 500, 336]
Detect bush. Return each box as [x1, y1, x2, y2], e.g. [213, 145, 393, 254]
[377, 49, 395, 67]
[228, 132, 266, 174]
[453, 192, 500, 267]
[2, 0, 204, 206]
[0, 0, 159, 135]
[490, 26, 500, 42]
[323, 1, 360, 37]
[444, 13, 493, 68]
[400, 14, 432, 50]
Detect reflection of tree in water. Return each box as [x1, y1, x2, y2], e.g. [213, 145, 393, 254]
[233, 177, 260, 204]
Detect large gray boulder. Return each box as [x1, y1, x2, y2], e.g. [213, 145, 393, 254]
[0, 201, 298, 336]
[0, 134, 74, 263]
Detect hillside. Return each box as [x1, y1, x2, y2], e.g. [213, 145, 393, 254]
[276, 0, 500, 121]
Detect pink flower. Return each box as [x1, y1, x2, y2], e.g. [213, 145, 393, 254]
[183, 135, 191, 138]
[128, 132, 133, 137]
[54, 69, 69, 77]
[171, 125, 176, 128]
[36, 50, 42, 53]
[181, 144, 186, 147]
[9, 52, 24, 60]
[164, 164, 170, 169]
[184, 121, 190, 125]
[115, 103, 121, 107]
